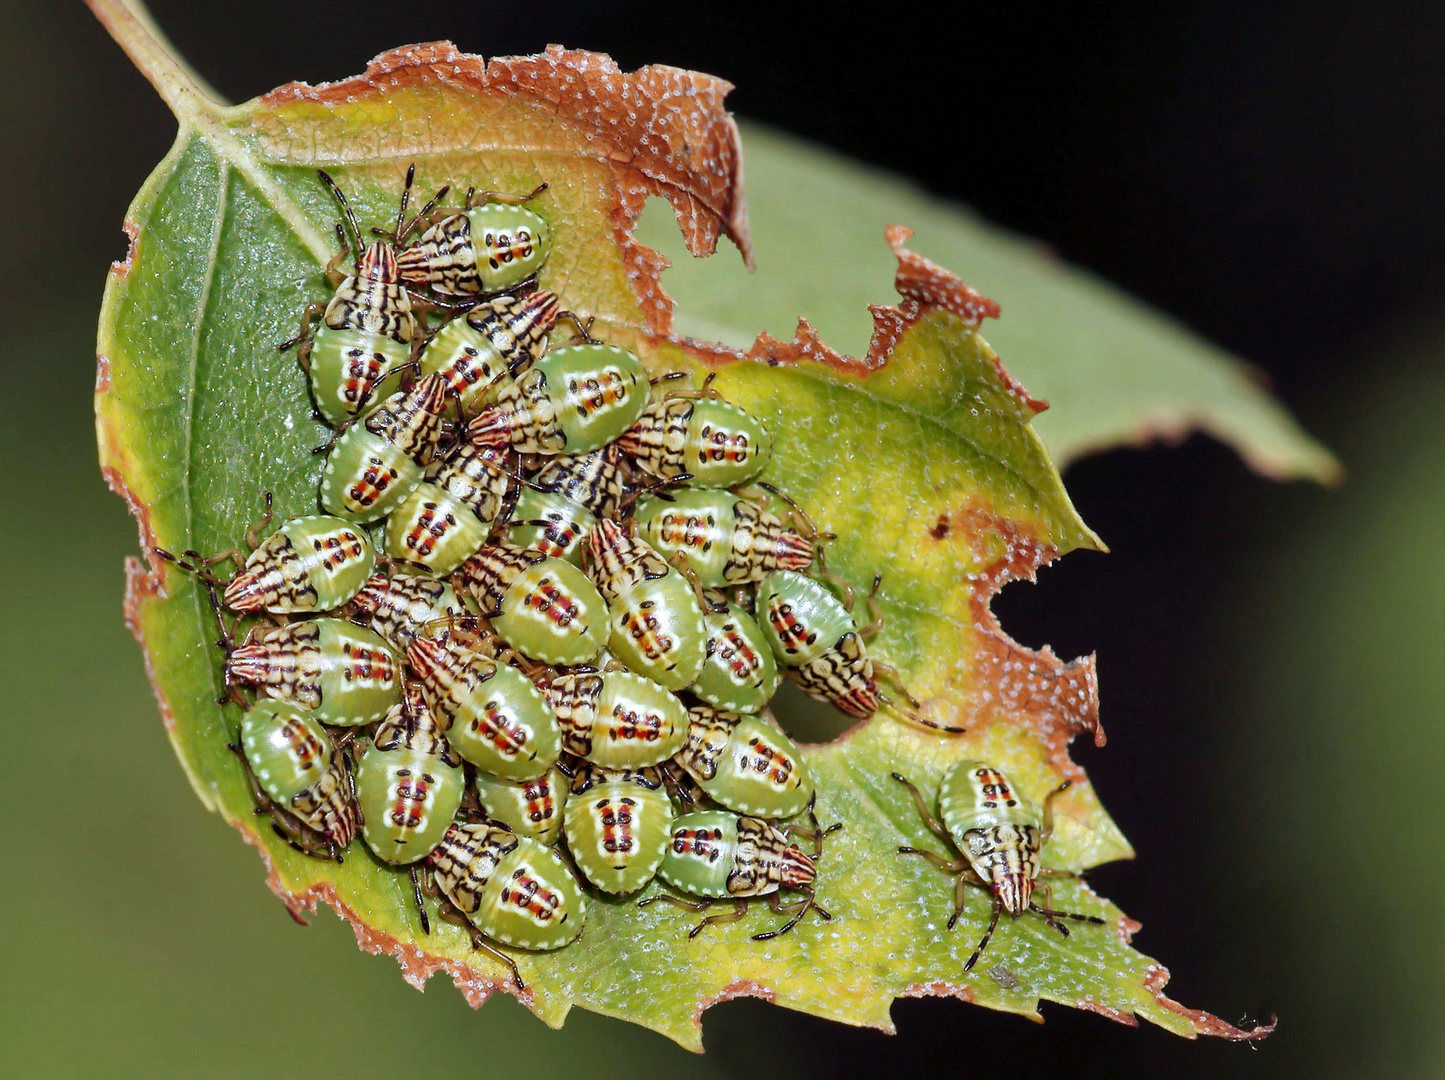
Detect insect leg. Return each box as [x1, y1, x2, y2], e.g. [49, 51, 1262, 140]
[656, 761, 703, 810]
[435, 899, 525, 990]
[1029, 902, 1104, 934]
[243, 492, 275, 552]
[752, 887, 832, 941]
[395, 181, 451, 244]
[409, 866, 431, 935]
[890, 771, 956, 845]
[637, 894, 710, 913]
[813, 546, 855, 611]
[1041, 778, 1073, 843]
[468, 181, 549, 208]
[857, 574, 886, 639]
[668, 550, 710, 610]
[616, 471, 694, 517]
[754, 480, 832, 543]
[557, 310, 597, 345]
[278, 301, 327, 366]
[900, 846, 969, 874]
[784, 793, 843, 858]
[688, 898, 750, 939]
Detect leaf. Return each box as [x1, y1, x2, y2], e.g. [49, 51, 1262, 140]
[91, 1, 1273, 1051]
[638, 123, 1340, 483]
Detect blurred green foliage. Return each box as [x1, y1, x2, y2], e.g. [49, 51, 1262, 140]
[1218, 322, 1445, 1077]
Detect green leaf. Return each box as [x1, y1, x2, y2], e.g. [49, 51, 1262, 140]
[639, 123, 1340, 483]
[93, 2, 1275, 1051]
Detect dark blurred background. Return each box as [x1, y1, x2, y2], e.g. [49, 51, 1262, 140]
[4, 0, 1442, 1075]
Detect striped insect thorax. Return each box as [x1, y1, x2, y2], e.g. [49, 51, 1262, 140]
[350, 573, 465, 653]
[728, 816, 815, 896]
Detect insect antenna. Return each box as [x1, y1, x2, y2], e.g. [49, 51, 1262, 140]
[379, 164, 453, 245]
[754, 480, 832, 544]
[465, 181, 549, 209]
[962, 895, 1004, 972]
[616, 471, 695, 516]
[1028, 902, 1106, 932]
[316, 169, 364, 268]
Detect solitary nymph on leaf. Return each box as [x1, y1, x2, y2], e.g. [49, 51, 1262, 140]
[90, 0, 1275, 1052]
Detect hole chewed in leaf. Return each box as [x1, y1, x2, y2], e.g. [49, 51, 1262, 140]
[90, 7, 1270, 1051]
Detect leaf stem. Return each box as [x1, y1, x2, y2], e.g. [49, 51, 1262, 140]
[84, 0, 229, 116]
[85, 0, 334, 265]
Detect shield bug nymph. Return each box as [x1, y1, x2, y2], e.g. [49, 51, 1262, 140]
[354, 684, 467, 865]
[690, 589, 782, 713]
[617, 378, 774, 489]
[467, 342, 651, 457]
[225, 616, 403, 727]
[563, 763, 676, 895]
[634, 487, 816, 588]
[586, 519, 709, 692]
[282, 166, 448, 427]
[414, 819, 586, 990]
[155, 499, 376, 617]
[755, 568, 936, 727]
[233, 698, 359, 862]
[383, 444, 512, 575]
[544, 668, 690, 769]
[407, 629, 563, 781]
[452, 543, 609, 667]
[639, 798, 840, 940]
[672, 705, 813, 819]
[397, 182, 553, 299]
[472, 763, 569, 846]
[318, 372, 450, 524]
[892, 762, 1106, 972]
[417, 290, 561, 416]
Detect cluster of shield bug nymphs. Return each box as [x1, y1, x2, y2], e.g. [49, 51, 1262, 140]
[156, 165, 1103, 986]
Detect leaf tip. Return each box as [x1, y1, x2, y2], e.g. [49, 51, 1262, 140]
[1144, 964, 1278, 1041]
